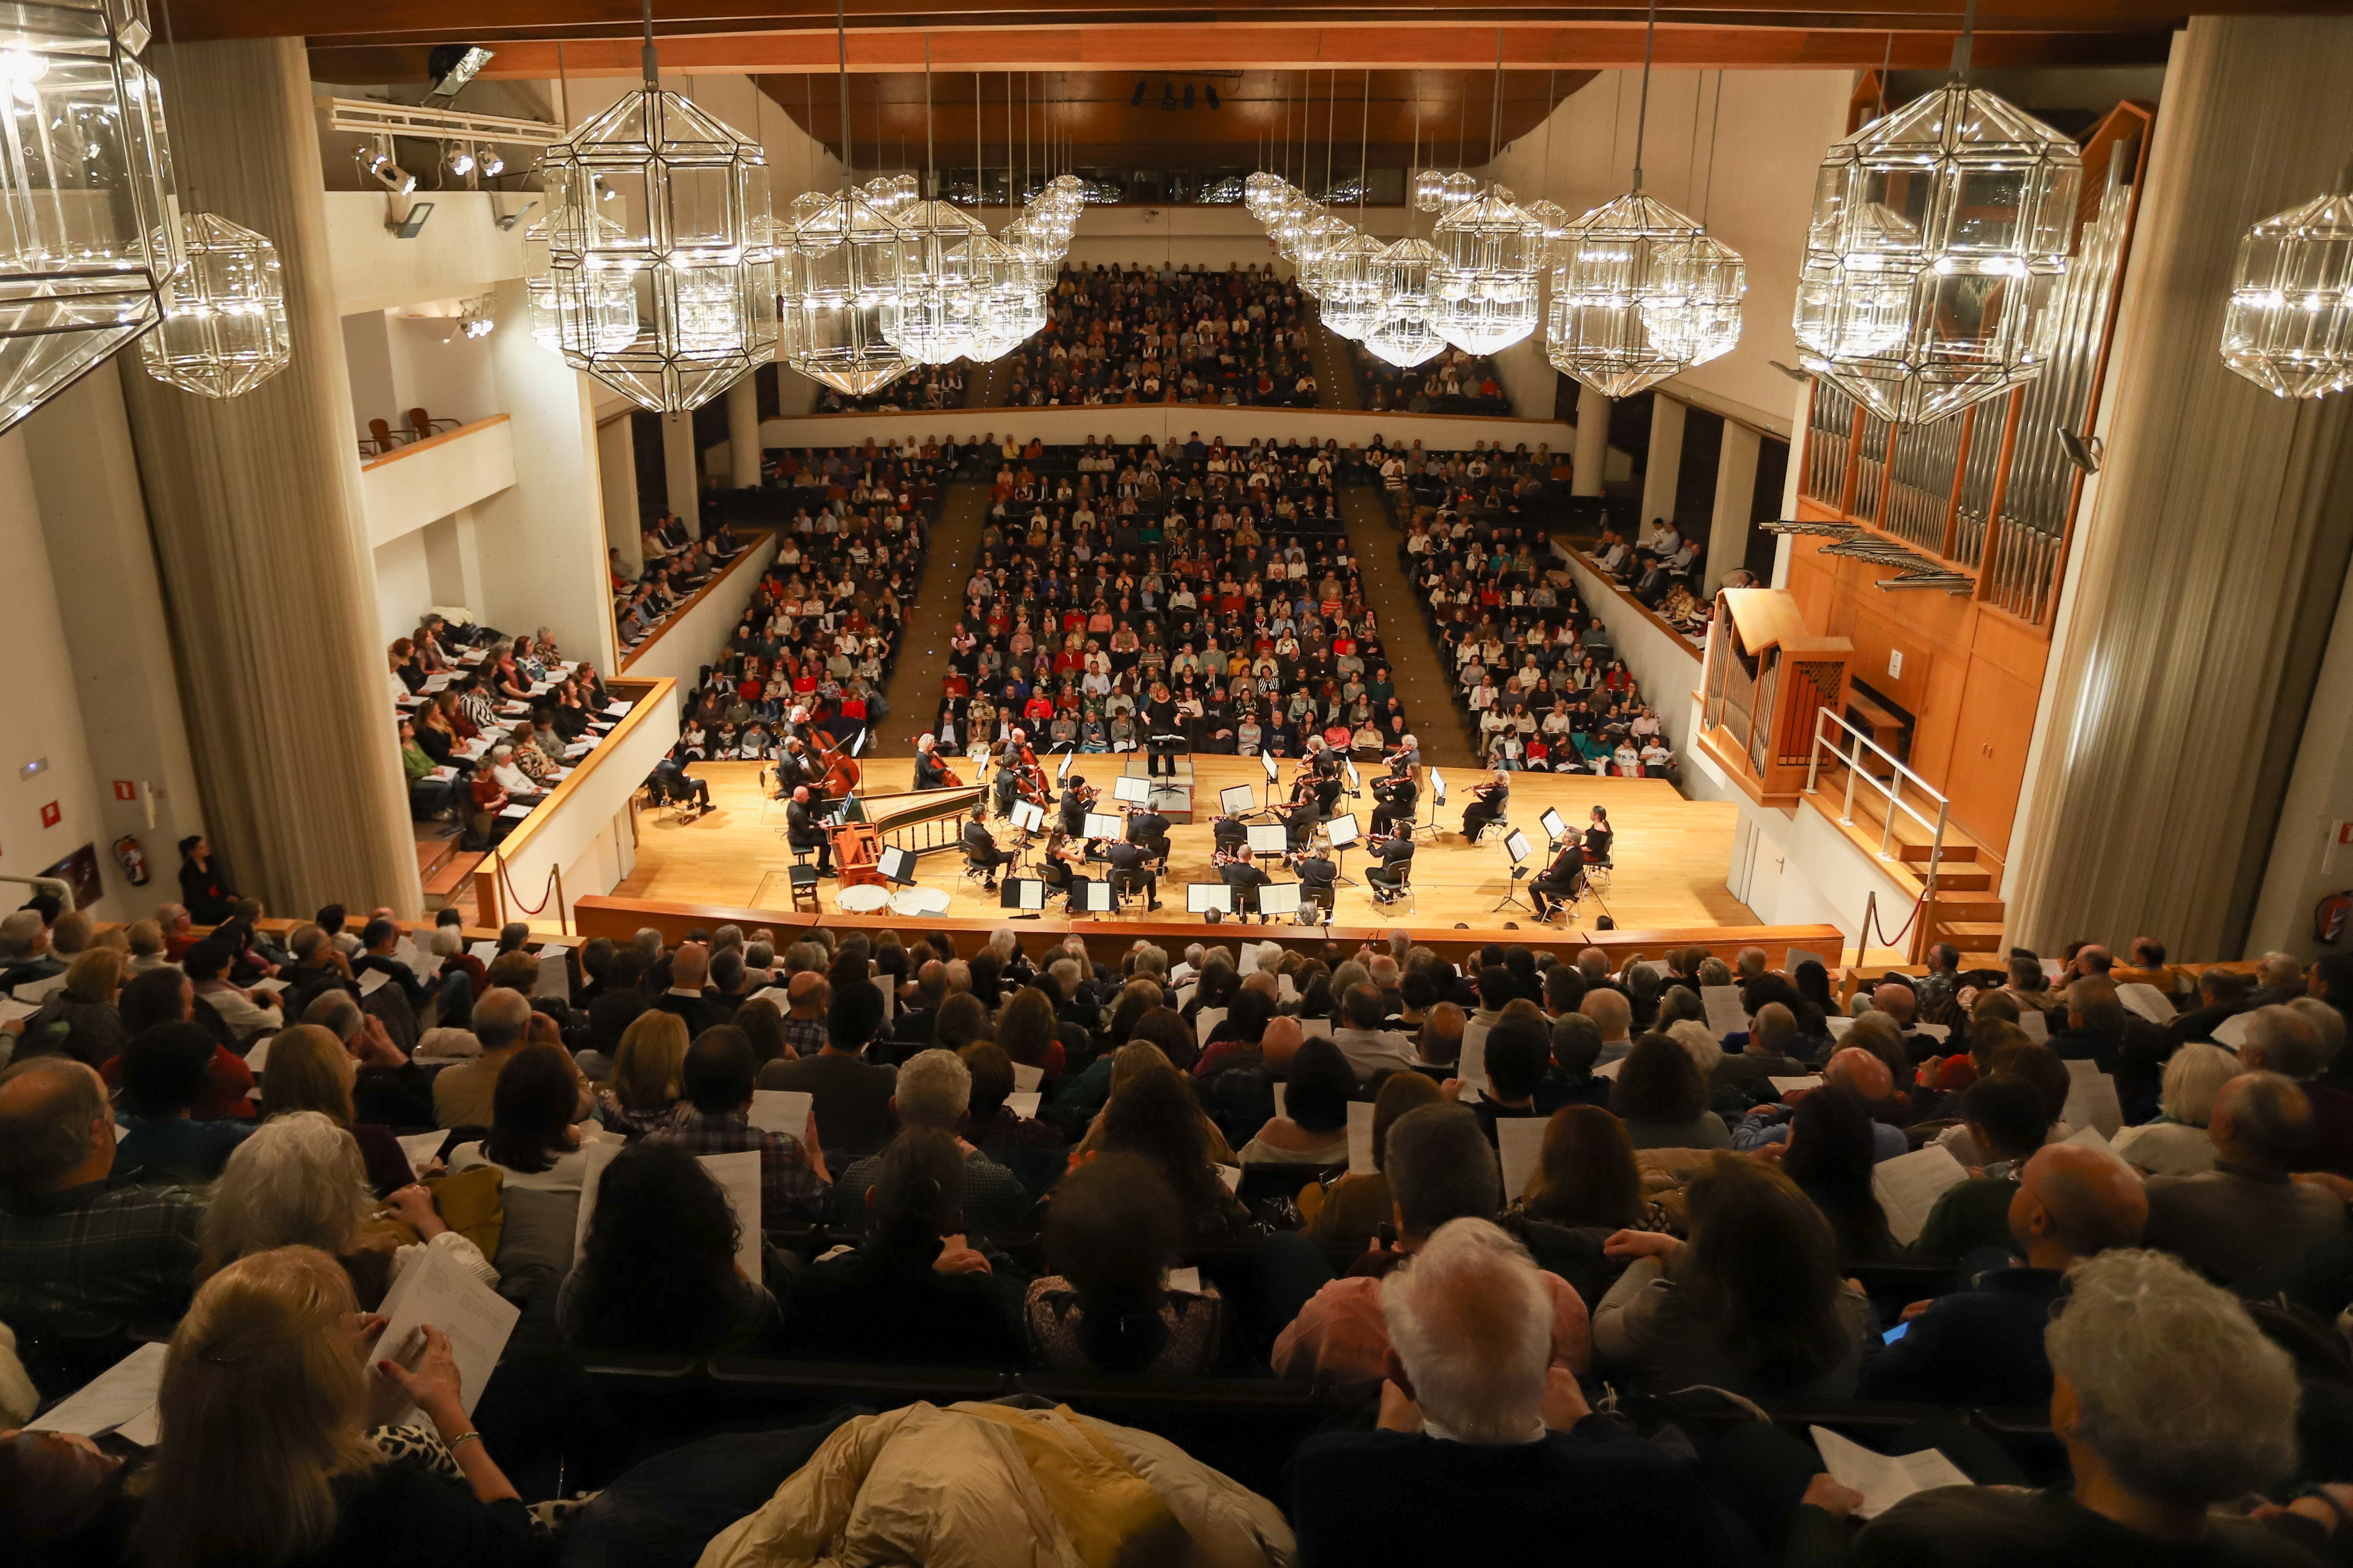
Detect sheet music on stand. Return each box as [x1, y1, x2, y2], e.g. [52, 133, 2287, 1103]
[1000, 878, 1045, 911]
[1326, 812, 1359, 847]
[1218, 784, 1258, 814]
[1073, 879, 1113, 913]
[1246, 824, 1287, 855]
[1539, 808, 1567, 842]
[1429, 768, 1447, 803]
[1258, 883, 1302, 917]
[1010, 799, 1045, 832]
[1111, 775, 1152, 804]
[1082, 811, 1124, 840]
[1187, 883, 1232, 914]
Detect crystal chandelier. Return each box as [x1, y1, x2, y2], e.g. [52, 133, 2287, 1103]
[1430, 189, 1545, 354]
[137, 211, 291, 397]
[1366, 236, 1446, 367]
[1413, 169, 1448, 212]
[2220, 165, 2353, 400]
[1544, 0, 1745, 398]
[1439, 171, 1479, 211]
[1792, 17, 2081, 426]
[779, 189, 912, 395]
[881, 204, 988, 365]
[1318, 230, 1384, 339]
[541, 3, 779, 413]
[964, 237, 1040, 363]
[0, 1, 180, 434]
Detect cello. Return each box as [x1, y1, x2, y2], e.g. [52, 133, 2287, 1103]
[813, 730, 863, 799]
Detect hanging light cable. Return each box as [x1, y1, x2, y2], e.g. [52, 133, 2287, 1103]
[1547, 0, 1746, 397]
[1320, 70, 1385, 339]
[882, 32, 987, 365]
[1791, 0, 2080, 424]
[1428, 34, 1543, 355]
[1523, 67, 1569, 253]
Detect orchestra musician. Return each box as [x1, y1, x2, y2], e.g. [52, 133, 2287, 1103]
[1058, 776, 1095, 839]
[1386, 733, 1422, 777]
[1312, 762, 1347, 818]
[1293, 842, 1338, 919]
[1370, 768, 1419, 837]
[1366, 830, 1416, 907]
[1214, 845, 1270, 920]
[1460, 768, 1510, 843]
[1584, 805, 1615, 864]
[647, 752, 711, 817]
[1211, 812, 1248, 857]
[1036, 833, 1081, 909]
[1530, 834, 1587, 920]
[770, 736, 814, 798]
[913, 734, 958, 790]
[1124, 805, 1172, 868]
[1105, 837, 1160, 910]
[1277, 793, 1322, 851]
[989, 748, 1021, 819]
[786, 784, 834, 876]
[962, 808, 1010, 890]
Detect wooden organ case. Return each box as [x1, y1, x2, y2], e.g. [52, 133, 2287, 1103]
[1697, 589, 1854, 805]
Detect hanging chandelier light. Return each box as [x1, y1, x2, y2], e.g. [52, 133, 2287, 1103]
[0, 1, 180, 433]
[778, 0, 913, 396]
[541, 0, 779, 412]
[1428, 38, 1544, 355]
[1366, 236, 1446, 367]
[137, 211, 291, 397]
[1792, 2, 2079, 425]
[2220, 158, 2353, 400]
[1546, 0, 1745, 397]
[1413, 168, 1448, 212]
[1439, 171, 1479, 211]
[879, 38, 990, 365]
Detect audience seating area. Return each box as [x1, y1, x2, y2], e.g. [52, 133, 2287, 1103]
[359, 405, 466, 459]
[937, 435, 1411, 758]
[3, 892, 2353, 1563]
[994, 264, 1319, 409]
[821, 361, 969, 415]
[1351, 342, 1513, 416]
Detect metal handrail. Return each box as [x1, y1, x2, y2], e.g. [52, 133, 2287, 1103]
[1804, 708, 1951, 961]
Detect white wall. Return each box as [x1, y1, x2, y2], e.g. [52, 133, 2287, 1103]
[2249, 554, 2353, 958]
[386, 316, 500, 427]
[372, 529, 433, 649]
[1483, 68, 1855, 437]
[325, 189, 530, 316]
[360, 417, 518, 548]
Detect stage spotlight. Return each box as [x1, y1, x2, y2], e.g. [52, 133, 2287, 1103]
[358, 141, 416, 195]
[426, 45, 494, 100]
[444, 142, 475, 178]
[478, 147, 505, 178]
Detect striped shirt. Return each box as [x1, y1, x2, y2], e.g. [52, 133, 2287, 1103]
[0, 1179, 204, 1339]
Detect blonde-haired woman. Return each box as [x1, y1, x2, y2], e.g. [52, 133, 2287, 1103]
[598, 1010, 689, 1139]
[260, 1025, 418, 1196]
[199, 1111, 495, 1309]
[132, 1245, 532, 1568]
[19, 946, 130, 1065]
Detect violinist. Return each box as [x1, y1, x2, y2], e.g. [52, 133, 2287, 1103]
[961, 808, 1010, 890]
[1384, 733, 1421, 777]
[1370, 768, 1418, 837]
[1213, 844, 1269, 920]
[989, 743, 1022, 819]
[1531, 834, 1587, 920]
[1584, 804, 1615, 864]
[1105, 837, 1160, 910]
[1037, 832, 1081, 909]
[1365, 830, 1416, 907]
[1058, 776, 1095, 839]
[1211, 812, 1248, 857]
[1460, 768, 1510, 844]
[1124, 805, 1172, 868]
[1277, 791, 1322, 851]
[1293, 842, 1338, 918]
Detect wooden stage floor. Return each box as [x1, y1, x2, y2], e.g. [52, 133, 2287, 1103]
[615, 759, 1758, 933]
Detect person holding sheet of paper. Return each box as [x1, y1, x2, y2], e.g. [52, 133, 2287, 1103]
[1592, 1157, 1872, 1399]
[559, 1142, 780, 1355]
[1849, 1250, 2308, 1568]
[1236, 1039, 1355, 1167]
[1305, 1072, 1445, 1256]
[1514, 1105, 1672, 1234]
[648, 1028, 831, 1227]
[824, 1051, 1033, 1236]
[1288, 1219, 1762, 1568]
[1905, 1076, 2054, 1260]
[1024, 1154, 1223, 1376]
[1861, 1143, 2147, 1408]
[133, 1246, 536, 1568]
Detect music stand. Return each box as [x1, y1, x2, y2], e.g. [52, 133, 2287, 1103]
[1218, 783, 1258, 817]
[1258, 882, 1305, 923]
[1324, 811, 1362, 886]
[1342, 759, 1362, 800]
[878, 846, 918, 887]
[1082, 810, 1124, 842]
[1186, 883, 1233, 916]
[1414, 769, 1448, 842]
[1245, 823, 1288, 861]
[1493, 827, 1535, 912]
[1057, 750, 1075, 780]
[1111, 775, 1152, 805]
[999, 878, 1046, 911]
[1539, 808, 1567, 843]
[1072, 878, 1114, 914]
[1259, 750, 1278, 811]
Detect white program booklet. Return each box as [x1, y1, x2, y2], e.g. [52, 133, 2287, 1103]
[1701, 985, 1750, 1040]
[1768, 1075, 1825, 1098]
[357, 967, 392, 997]
[27, 1342, 167, 1445]
[370, 1244, 520, 1428]
[1810, 1427, 1973, 1519]
[1346, 1100, 1376, 1177]
[1870, 1145, 1972, 1247]
[2061, 1060, 2125, 1138]
[577, 1141, 763, 1284]
[1193, 1009, 1227, 1048]
[1007, 1091, 1042, 1120]
[532, 949, 570, 1001]
[2212, 1012, 2254, 1051]
[398, 1130, 448, 1177]
[2017, 1009, 2049, 1043]
[1458, 1019, 1491, 1092]
[748, 1090, 813, 1142]
[1010, 1061, 1044, 1094]
[2115, 983, 2176, 1024]
[1497, 1114, 1546, 1202]
[1301, 1017, 1333, 1039]
[1271, 1082, 1287, 1121]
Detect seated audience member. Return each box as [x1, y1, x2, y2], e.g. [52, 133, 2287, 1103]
[1519, 1103, 1670, 1232]
[17, 948, 131, 1066]
[0, 1056, 203, 1342]
[258, 1023, 415, 1196]
[1779, 1086, 1896, 1258]
[1582, 988, 1635, 1067]
[1534, 1013, 1613, 1113]
[1330, 983, 1415, 1079]
[1306, 1070, 1444, 1255]
[756, 982, 897, 1160]
[649, 1026, 830, 1225]
[1473, 1012, 1555, 1145]
[1709, 1001, 1812, 1113]
[133, 1245, 535, 1568]
[1912, 1074, 2052, 1258]
[183, 937, 282, 1043]
[112, 1023, 252, 1183]
[560, 1142, 779, 1354]
[1852, 1249, 2305, 1568]
[2111, 1041, 2237, 1177]
[1612, 1032, 1731, 1149]
[431, 987, 535, 1130]
[959, 1040, 1068, 1193]
[1594, 1155, 1873, 1398]
[1275, 1104, 1590, 1388]
[1289, 1219, 1767, 1568]
[1027, 1153, 1225, 1375]
[450, 1043, 613, 1196]
[2239, 1003, 2353, 1174]
[827, 1048, 1031, 1235]
[2143, 1071, 2348, 1281]
[1097, 1063, 1254, 1239]
[201, 1111, 494, 1315]
[1861, 1143, 2146, 1406]
[1237, 1037, 1355, 1165]
[597, 1010, 689, 1140]
[785, 1126, 1028, 1366]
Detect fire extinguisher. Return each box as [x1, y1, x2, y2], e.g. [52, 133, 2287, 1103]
[2318, 891, 2352, 945]
[112, 835, 150, 888]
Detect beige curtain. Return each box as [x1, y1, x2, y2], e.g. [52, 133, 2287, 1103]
[120, 37, 421, 918]
[2010, 17, 2353, 957]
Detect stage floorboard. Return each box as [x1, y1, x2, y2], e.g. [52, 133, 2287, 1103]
[615, 759, 1758, 932]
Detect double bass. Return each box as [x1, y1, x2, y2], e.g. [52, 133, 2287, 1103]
[813, 730, 863, 799]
